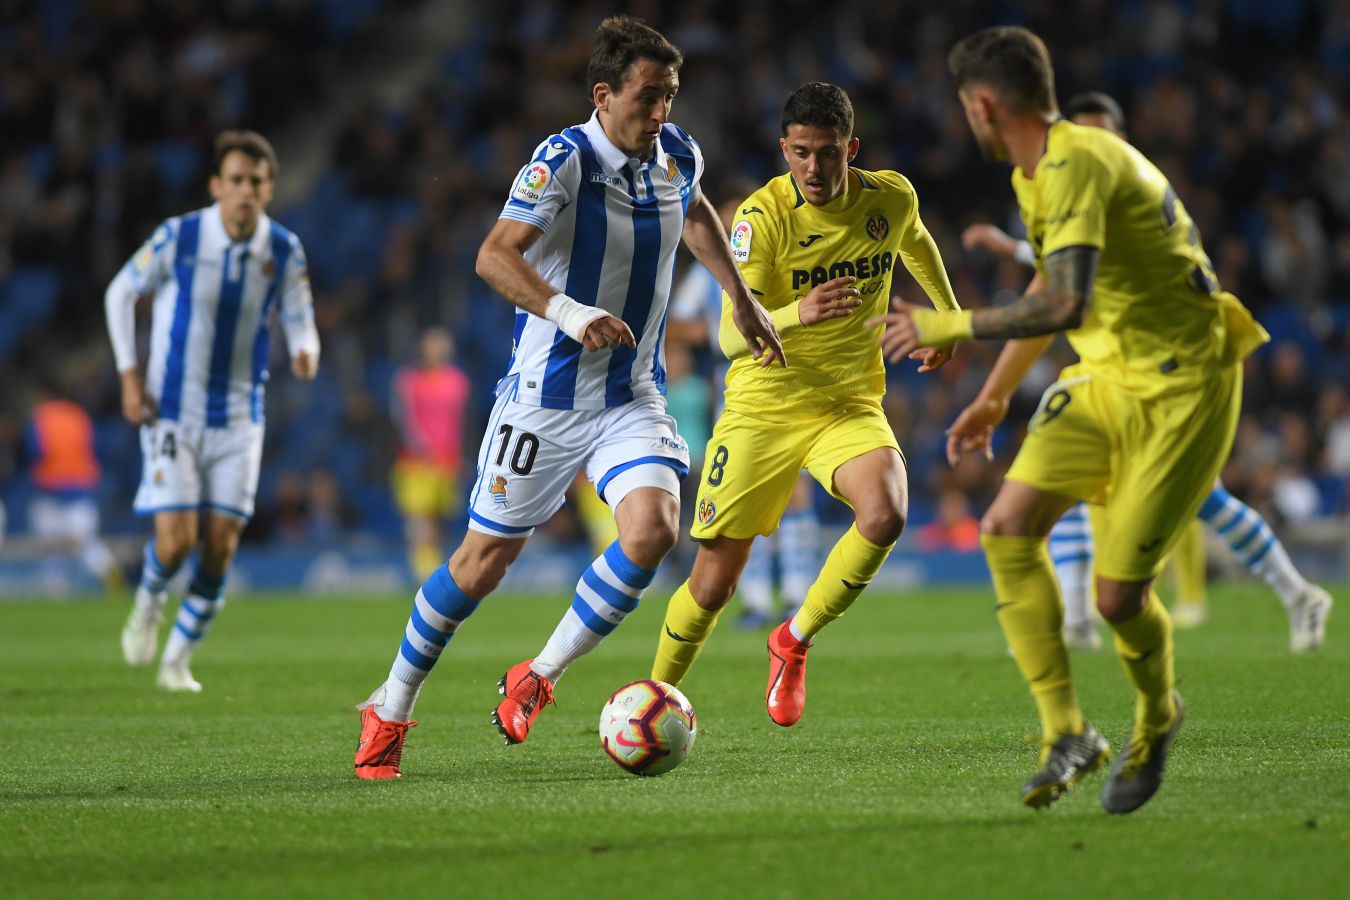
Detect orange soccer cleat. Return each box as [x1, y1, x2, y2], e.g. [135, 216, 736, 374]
[766, 621, 811, 727]
[491, 659, 556, 745]
[354, 705, 417, 780]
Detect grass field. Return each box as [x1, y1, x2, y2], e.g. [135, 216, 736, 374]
[2, 583, 1347, 899]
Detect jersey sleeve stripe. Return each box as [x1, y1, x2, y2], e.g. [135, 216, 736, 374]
[500, 205, 551, 230]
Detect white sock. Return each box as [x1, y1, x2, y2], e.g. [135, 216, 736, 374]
[160, 569, 227, 668]
[1049, 504, 1094, 628]
[740, 536, 774, 615]
[779, 508, 819, 608]
[532, 541, 656, 682]
[1199, 486, 1308, 610]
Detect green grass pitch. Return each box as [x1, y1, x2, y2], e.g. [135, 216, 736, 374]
[1, 583, 1346, 899]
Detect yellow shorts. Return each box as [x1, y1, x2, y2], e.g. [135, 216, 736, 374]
[392, 459, 459, 519]
[691, 401, 901, 540]
[1007, 362, 1242, 581]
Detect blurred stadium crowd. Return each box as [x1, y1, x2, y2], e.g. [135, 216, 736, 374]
[1, 0, 1346, 554]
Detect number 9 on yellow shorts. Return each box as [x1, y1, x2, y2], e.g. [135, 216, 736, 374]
[1007, 362, 1242, 581]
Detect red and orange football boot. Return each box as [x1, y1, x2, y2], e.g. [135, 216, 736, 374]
[491, 659, 556, 745]
[354, 705, 417, 780]
[766, 620, 811, 727]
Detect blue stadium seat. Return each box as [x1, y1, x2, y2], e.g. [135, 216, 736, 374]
[155, 140, 204, 198]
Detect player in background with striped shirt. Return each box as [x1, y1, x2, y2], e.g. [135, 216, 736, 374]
[107, 130, 320, 693]
[957, 92, 1331, 653]
[353, 16, 783, 779]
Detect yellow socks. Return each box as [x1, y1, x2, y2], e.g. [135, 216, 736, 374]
[981, 533, 1085, 740]
[651, 581, 724, 686]
[792, 524, 894, 639]
[1169, 519, 1207, 607]
[1109, 591, 1177, 731]
[411, 543, 443, 584]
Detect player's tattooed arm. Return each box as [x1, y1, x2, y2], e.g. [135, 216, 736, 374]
[970, 245, 1098, 339]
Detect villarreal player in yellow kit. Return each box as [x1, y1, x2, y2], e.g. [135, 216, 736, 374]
[875, 27, 1269, 814]
[651, 82, 962, 726]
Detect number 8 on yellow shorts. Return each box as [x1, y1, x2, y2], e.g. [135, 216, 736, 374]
[1007, 361, 1242, 582]
[691, 400, 901, 541]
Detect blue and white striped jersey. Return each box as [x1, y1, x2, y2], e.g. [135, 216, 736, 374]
[498, 111, 703, 410]
[105, 204, 319, 429]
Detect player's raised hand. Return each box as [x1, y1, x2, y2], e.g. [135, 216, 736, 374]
[799, 276, 862, 326]
[291, 350, 319, 379]
[961, 223, 1017, 258]
[911, 345, 954, 374]
[119, 370, 156, 425]
[731, 296, 787, 368]
[867, 298, 923, 363]
[580, 314, 637, 352]
[945, 395, 1009, 466]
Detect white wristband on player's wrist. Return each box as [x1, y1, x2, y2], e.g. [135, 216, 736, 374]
[544, 293, 609, 343]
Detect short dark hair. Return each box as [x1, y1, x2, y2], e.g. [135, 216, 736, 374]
[948, 26, 1058, 116]
[1064, 91, 1126, 131]
[213, 129, 278, 179]
[586, 15, 682, 96]
[781, 82, 854, 137]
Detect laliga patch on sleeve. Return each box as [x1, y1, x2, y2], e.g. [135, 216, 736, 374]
[132, 242, 154, 273]
[512, 163, 551, 204]
[730, 220, 753, 263]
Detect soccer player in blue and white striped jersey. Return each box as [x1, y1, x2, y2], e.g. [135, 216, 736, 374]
[107, 130, 319, 692]
[353, 15, 784, 779]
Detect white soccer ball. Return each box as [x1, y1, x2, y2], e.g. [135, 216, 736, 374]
[599, 679, 697, 776]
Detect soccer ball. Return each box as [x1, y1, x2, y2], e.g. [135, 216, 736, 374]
[599, 679, 697, 776]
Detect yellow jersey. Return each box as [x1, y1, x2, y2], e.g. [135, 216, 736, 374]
[720, 168, 959, 418]
[1013, 120, 1267, 396]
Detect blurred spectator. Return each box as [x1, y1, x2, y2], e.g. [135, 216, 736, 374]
[391, 327, 469, 579]
[23, 381, 120, 589]
[918, 489, 982, 553]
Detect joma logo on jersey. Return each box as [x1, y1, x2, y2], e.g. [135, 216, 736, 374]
[791, 251, 894, 290]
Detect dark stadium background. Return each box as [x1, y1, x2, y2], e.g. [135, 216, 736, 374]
[1, 0, 1345, 590]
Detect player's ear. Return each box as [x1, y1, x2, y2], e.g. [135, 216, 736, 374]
[208, 174, 223, 201]
[594, 82, 611, 112]
[847, 136, 860, 162]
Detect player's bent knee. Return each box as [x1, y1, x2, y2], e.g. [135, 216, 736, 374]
[449, 537, 523, 598]
[1094, 579, 1149, 622]
[856, 506, 905, 546]
[618, 518, 679, 570]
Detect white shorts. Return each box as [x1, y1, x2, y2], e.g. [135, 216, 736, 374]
[466, 388, 690, 539]
[29, 494, 100, 541]
[133, 420, 264, 520]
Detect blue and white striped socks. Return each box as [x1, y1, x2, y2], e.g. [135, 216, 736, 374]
[1198, 486, 1307, 609]
[531, 541, 656, 682]
[376, 566, 481, 721]
[1049, 503, 1094, 628]
[138, 539, 180, 595]
[161, 569, 226, 666]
